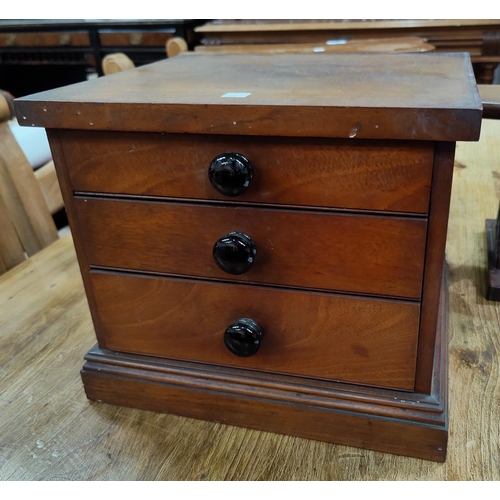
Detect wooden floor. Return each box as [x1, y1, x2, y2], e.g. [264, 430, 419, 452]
[1, 121, 500, 480]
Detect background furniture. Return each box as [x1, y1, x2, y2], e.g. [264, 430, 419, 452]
[1, 118, 499, 479]
[192, 36, 434, 55]
[106, 36, 434, 73]
[0, 19, 205, 97]
[0, 90, 58, 275]
[196, 19, 500, 83]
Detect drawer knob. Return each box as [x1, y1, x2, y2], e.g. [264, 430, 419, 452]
[209, 153, 253, 197]
[224, 318, 263, 357]
[213, 231, 256, 275]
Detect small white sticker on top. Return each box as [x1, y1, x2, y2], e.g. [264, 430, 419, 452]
[221, 92, 251, 98]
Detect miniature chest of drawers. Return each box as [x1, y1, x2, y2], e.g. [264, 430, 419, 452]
[15, 53, 482, 462]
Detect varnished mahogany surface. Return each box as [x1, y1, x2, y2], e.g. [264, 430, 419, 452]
[15, 53, 482, 141]
[90, 271, 420, 390]
[74, 198, 427, 299]
[415, 142, 456, 392]
[61, 130, 434, 214]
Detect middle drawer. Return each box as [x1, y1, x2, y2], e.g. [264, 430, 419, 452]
[75, 198, 427, 299]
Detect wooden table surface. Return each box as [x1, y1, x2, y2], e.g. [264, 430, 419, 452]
[1, 121, 500, 481]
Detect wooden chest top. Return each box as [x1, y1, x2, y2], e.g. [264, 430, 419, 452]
[15, 52, 482, 141]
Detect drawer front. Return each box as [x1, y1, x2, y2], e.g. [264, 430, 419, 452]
[75, 198, 427, 299]
[91, 272, 420, 390]
[61, 131, 434, 214]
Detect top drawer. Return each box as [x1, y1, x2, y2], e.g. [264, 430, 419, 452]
[60, 131, 434, 214]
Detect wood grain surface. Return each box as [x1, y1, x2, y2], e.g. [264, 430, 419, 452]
[416, 142, 456, 393]
[14, 53, 482, 141]
[62, 130, 434, 214]
[74, 198, 427, 299]
[90, 271, 420, 390]
[1, 121, 499, 479]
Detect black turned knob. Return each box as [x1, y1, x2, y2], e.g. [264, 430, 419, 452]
[208, 153, 253, 197]
[213, 231, 256, 275]
[224, 318, 263, 357]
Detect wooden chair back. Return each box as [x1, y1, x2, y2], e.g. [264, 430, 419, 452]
[102, 53, 135, 76]
[0, 90, 58, 274]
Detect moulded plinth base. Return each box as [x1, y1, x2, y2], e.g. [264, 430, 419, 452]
[81, 273, 449, 462]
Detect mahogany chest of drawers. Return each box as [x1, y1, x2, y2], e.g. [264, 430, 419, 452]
[15, 53, 482, 462]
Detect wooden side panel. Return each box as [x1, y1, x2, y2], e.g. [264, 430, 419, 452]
[75, 198, 428, 299]
[90, 271, 420, 390]
[415, 142, 456, 393]
[61, 131, 434, 214]
[45, 129, 107, 347]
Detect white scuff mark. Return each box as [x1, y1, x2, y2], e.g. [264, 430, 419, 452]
[221, 92, 251, 98]
[43, 107, 47, 112]
[76, 110, 81, 115]
[349, 123, 360, 138]
[36, 440, 45, 449]
[313, 47, 325, 53]
[128, 146, 136, 153]
[89, 121, 94, 126]
[267, 239, 274, 250]
[233, 121, 237, 125]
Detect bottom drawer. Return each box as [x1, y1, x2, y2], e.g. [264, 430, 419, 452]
[91, 272, 420, 391]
